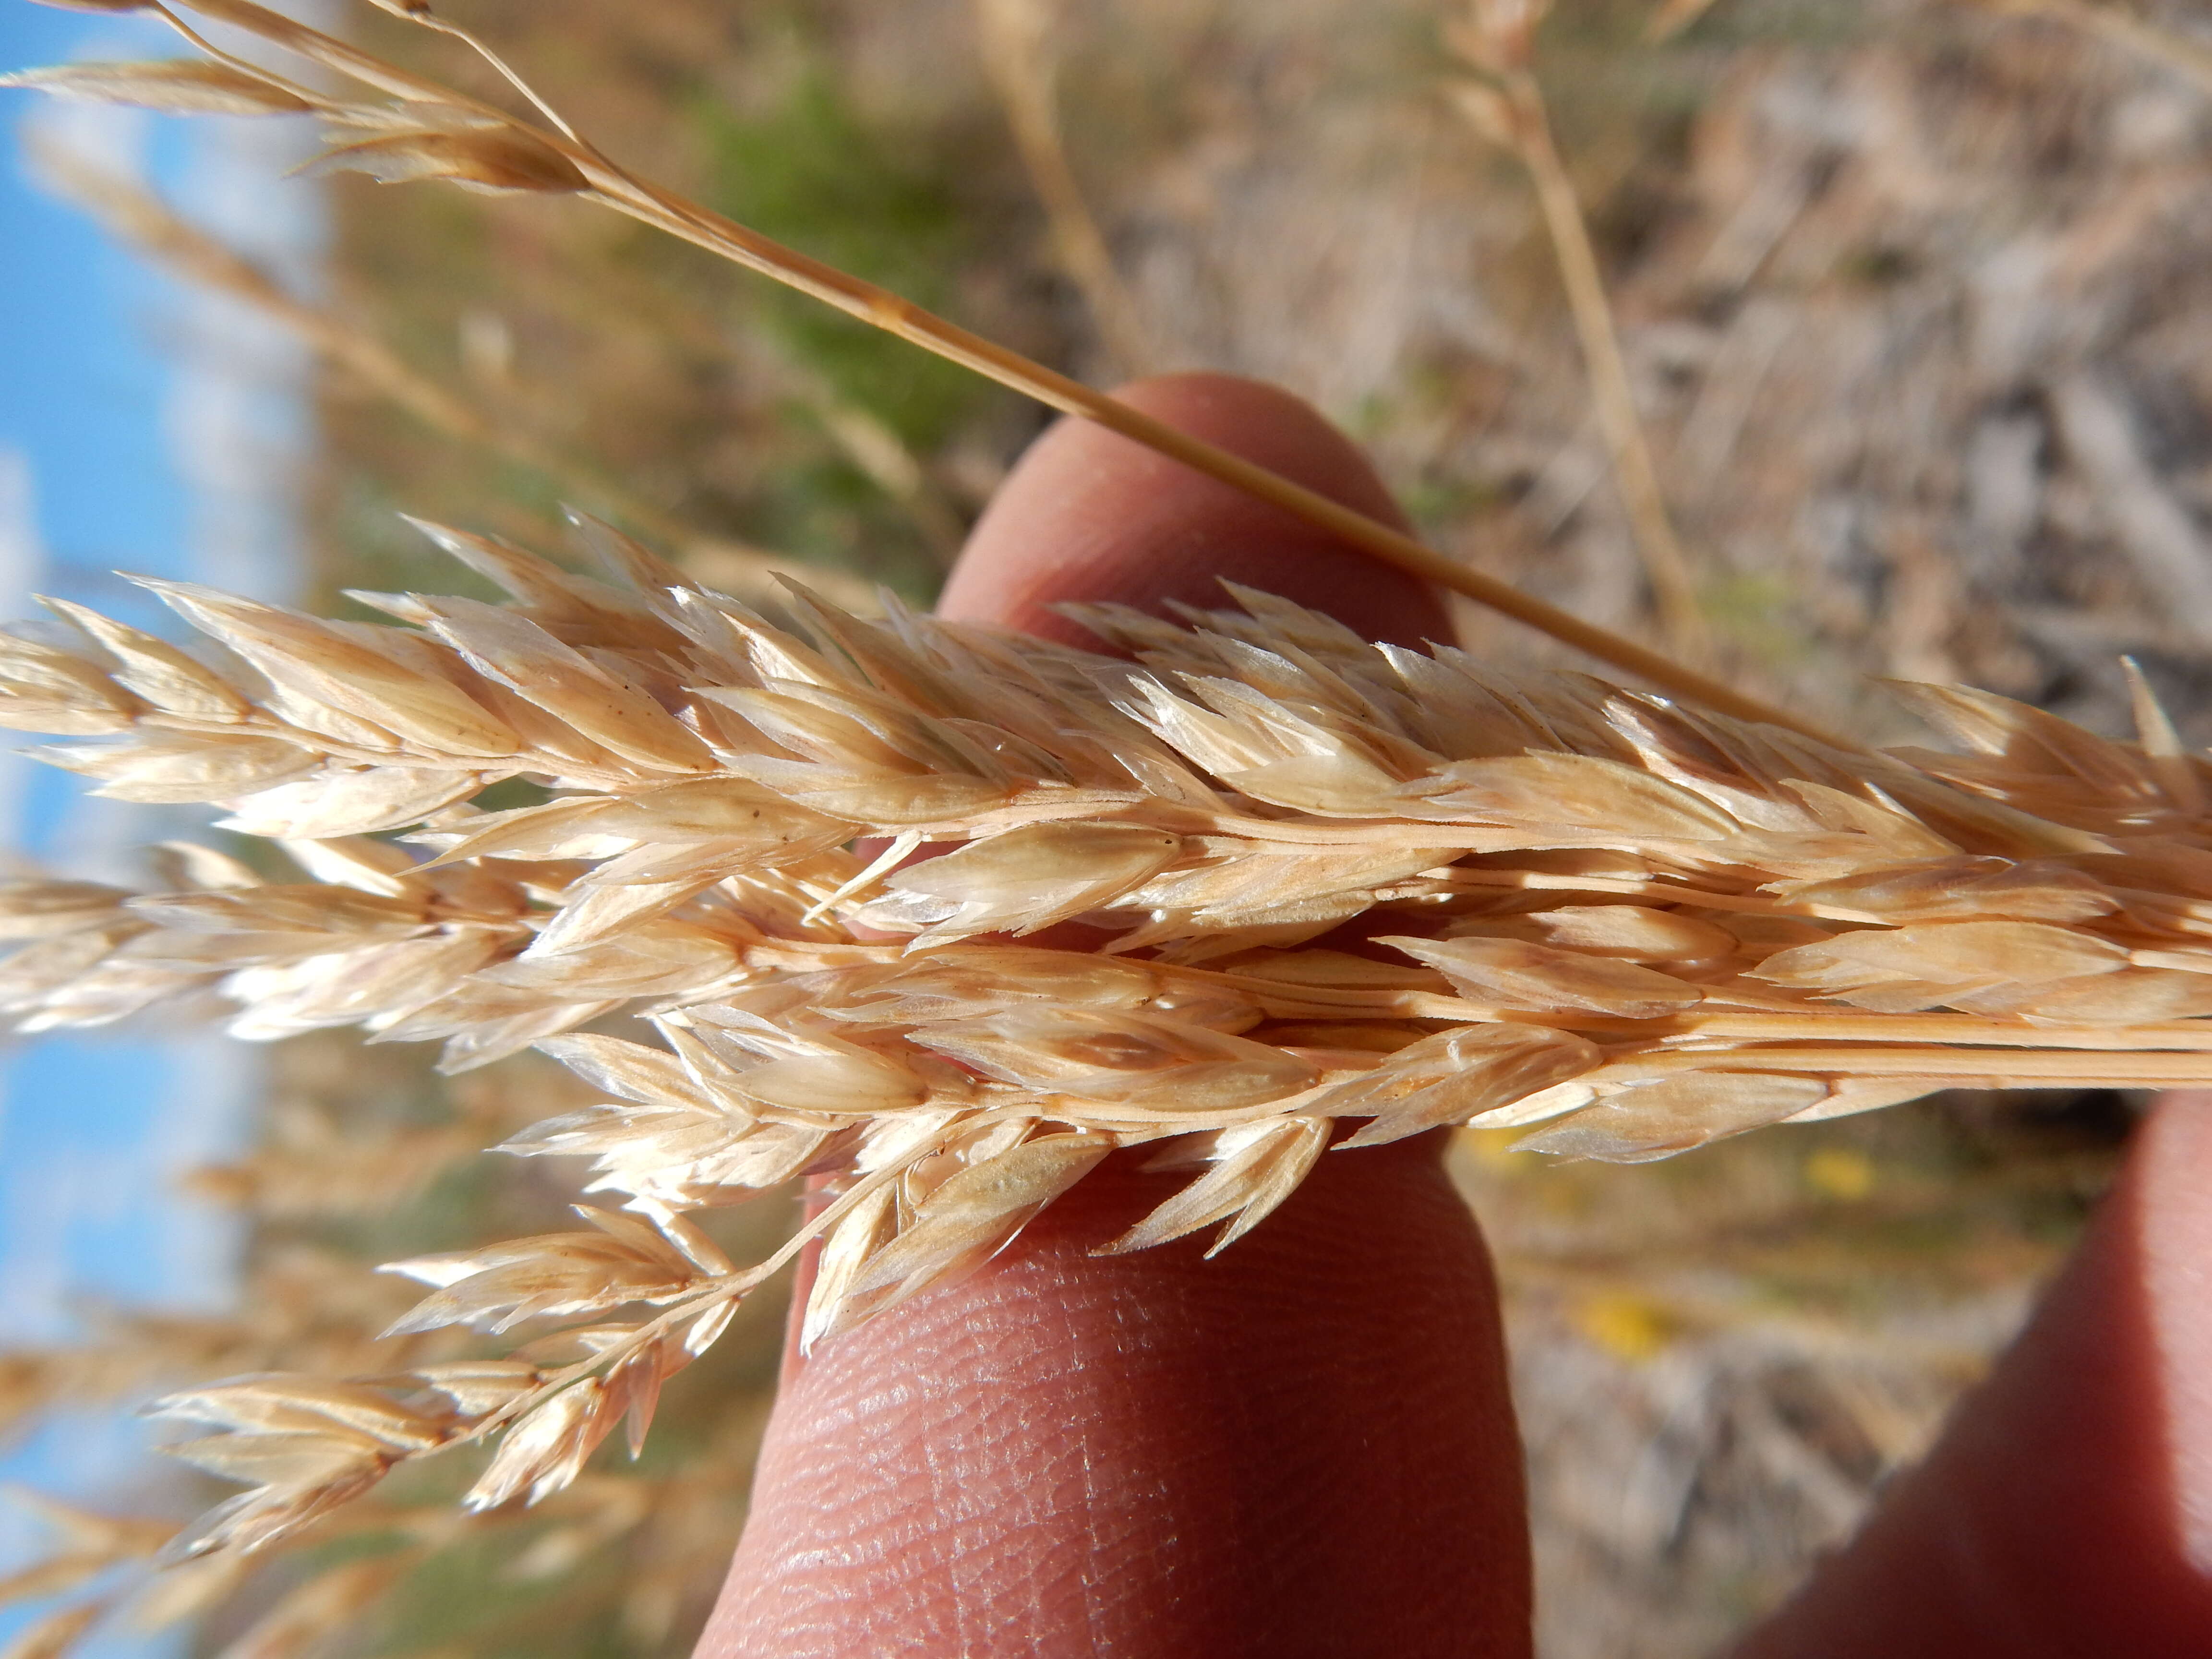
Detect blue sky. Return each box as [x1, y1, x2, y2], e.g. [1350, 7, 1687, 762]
[0, 2, 320, 1646]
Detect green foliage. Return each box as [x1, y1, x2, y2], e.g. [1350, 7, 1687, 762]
[697, 69, 987, 454]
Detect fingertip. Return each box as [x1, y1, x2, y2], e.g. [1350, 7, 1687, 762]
[704, 1137, 1528, 1657]
[1738, 1094, 2212, 1657]
[937, 372, 1450, 649]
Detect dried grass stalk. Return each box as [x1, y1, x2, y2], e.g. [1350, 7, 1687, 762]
[973, 0, 1155, 375]
[0, 0, 1819, 738]
[15, 131, 864, 613]
[1450, 0, 1709, 658]
[1976, 0, 2212, 100]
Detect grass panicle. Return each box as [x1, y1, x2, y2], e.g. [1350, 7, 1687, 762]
[0, 511, 2202, 1561]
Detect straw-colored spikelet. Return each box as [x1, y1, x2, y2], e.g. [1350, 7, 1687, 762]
[0, 510, 2208, 1553]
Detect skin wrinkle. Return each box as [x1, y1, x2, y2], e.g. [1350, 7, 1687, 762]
[990, 1261, 1175, 1642]
[1075, 1416, 1110, 1647]
[703, 374, 1524, 1657]
[914, 1380, 964, 1651]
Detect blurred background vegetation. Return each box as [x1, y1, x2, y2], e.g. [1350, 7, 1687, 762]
[17, 0, 2212, 1653]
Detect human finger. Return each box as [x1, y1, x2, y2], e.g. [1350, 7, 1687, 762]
[1736, 1094, 2212, 1657]
[698, 373, 1526, 1658]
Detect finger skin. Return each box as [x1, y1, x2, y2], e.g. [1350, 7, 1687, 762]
[937, 373, 1451, 651]
[698, 374, 1526, 1658]
[1737, 1094, 2212, 1659]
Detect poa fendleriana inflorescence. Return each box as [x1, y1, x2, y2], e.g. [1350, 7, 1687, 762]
[5, 0, 2212, 1599]
[0, 521, 2207, 1557]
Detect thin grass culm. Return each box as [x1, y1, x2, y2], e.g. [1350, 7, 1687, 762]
[1449, 0, 1711, 661]
[7, 0, 2212, 1607]
[0, 0, 1817, 740]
